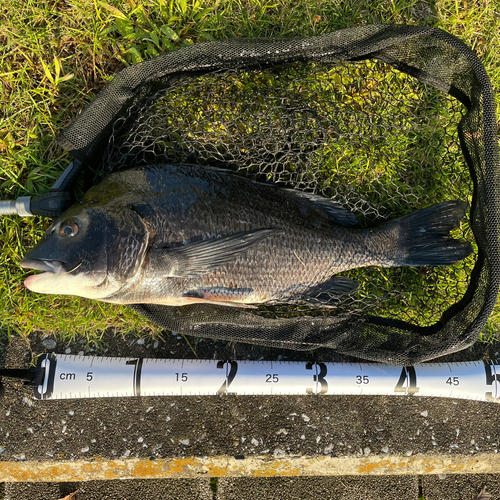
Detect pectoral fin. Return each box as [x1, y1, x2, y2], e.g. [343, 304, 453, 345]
[165, 228, 282, 278]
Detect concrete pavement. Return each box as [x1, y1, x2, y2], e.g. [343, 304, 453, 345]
[1, 328, 499, 498]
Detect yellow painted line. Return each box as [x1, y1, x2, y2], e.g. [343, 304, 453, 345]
[0, 454, 498, 482]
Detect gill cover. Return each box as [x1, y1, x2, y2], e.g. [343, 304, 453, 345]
[22, 206, 150, 300]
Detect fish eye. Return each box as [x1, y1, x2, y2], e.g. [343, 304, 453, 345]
[60, 219, 80, 237]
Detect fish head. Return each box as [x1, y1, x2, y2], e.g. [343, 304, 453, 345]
[21, 204, 149, 301]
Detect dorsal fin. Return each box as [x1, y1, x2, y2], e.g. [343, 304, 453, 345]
[285, 189, 360, 227]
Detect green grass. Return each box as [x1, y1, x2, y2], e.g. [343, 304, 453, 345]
[0, 0, 499, 346]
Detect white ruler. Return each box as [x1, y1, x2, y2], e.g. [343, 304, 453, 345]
[33, 354, 500, 402]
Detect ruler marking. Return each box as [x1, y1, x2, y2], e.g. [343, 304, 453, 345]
[493, 363, 498, 401]
[32, 355, 500, 402]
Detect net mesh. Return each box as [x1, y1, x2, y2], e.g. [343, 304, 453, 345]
[56, 25, 500, 364]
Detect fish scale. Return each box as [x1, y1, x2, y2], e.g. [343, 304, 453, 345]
[21, 164, 472, 308]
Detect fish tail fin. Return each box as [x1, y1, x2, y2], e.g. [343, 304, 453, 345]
[392, 200, 473, 267]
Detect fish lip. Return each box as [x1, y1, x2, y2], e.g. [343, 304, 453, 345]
[20, 258, 64, 274]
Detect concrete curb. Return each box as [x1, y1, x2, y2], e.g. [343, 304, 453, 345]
[1, 452, 498, 482]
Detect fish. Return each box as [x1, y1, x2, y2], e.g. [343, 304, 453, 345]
[20, 164, 473, 308]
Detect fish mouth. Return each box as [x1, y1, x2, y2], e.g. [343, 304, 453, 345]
[20, 258, 64, 275]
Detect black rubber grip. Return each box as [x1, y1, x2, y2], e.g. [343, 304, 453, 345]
[30, 191, 73, 217]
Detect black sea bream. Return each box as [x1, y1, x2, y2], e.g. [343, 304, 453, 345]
[21, 164, 472, 308]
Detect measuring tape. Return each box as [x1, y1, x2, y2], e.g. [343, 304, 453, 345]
[30, 354, 500, 402]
